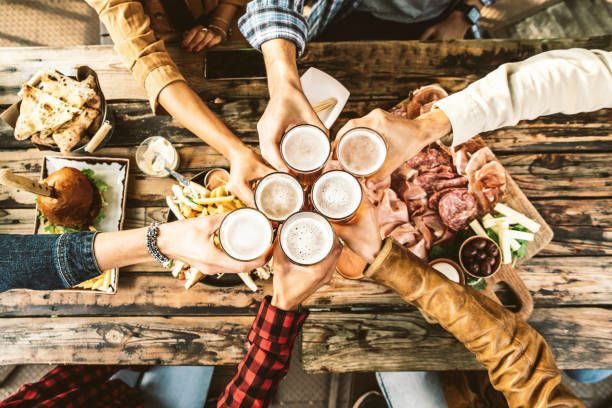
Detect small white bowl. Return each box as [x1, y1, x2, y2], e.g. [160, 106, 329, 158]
[300, 67, 350, 129]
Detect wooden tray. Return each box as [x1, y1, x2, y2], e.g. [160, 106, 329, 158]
[339, 95, 554, 320]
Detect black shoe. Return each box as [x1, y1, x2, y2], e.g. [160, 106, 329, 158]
[352, 391, 388, 408]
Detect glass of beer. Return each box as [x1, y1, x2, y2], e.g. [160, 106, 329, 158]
[311, 170, 363, 224]
[280, 124, 331, 185]
[254, 172, 305, 222]
[279, 211, 335, 266]
[336, 127, 387, 177]
[218, 208, 274, 261]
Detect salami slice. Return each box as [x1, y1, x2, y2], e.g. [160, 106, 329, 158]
[438, 189, 477, 231]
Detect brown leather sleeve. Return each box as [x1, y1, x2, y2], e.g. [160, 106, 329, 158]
[86, 0, 186, 114]
[365, 238, 584, 408]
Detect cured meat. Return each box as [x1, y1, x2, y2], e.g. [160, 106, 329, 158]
[392, 84, 449, 120]
[407, 197, 428, 217]
[377, 189, 409, 238]
[413, 216, 433, 248]
[399, 181, 427, 202]
[428, 188, 455, 210]
[407, 239, 428, 260]
[365, 175, 391, 205]
[394, 163, 419, 181]
[438, 188, 478, 231]
[406, 145, 452, 172]
[464, 147, 496, 177]
[432, 176, 468, 192]
[389, 223, 421, 246]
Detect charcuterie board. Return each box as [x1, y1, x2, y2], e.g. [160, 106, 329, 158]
[338, 91, 554, 321]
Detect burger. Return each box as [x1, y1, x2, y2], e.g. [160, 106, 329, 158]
[38, 167, 107, 232]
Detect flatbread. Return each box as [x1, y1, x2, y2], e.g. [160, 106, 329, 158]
[52, 107, 99, 153]
[14, 84, 81, 140]
[30, 132, 57, 148]
[40, 70, 97, 108]
[81, 75, 103, 134]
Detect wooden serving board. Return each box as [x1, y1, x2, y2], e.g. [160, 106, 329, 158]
[338, 95, 554, 320]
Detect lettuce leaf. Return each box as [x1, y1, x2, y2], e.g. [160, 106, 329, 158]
[81, 168, 108, 207]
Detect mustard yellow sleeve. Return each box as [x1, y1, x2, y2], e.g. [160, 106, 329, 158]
[86, 0, 186, 114]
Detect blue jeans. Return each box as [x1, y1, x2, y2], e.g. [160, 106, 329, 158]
[376, 372, 448, 408]
[565, 369, 612, 384]
[112, 366, 214, 408]
[0, 232, 102, 292]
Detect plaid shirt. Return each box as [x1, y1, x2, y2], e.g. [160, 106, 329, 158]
[238, 0, 361, 56]
[0, 297, 306, 408]
[218, 296, 308, 407]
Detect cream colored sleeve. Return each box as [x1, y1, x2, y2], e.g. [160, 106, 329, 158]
[86, 0, 186, 114]
[434, 49, 612, 146]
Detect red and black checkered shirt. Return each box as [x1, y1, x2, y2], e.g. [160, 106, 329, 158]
[0, 297, 307, 408]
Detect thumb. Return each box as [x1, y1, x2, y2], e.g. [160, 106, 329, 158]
[230, 180, 255, 207]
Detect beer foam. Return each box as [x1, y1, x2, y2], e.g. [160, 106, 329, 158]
[281, 212, 334, 265]
[337, 128, 386, 176]
[255, 173, 304, 221]
[281, 125, 330, 172]
[312, 171, 361, 219]
[219, 208, 273, 261]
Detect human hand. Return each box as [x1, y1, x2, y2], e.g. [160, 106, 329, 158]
[228, 148, 274, 207]
[420, 10, 471, 41]
[336, 108, 451, 188]
[333, 192, 382, 264]
[271, 234, 343, 311]
[182, 25, 224, 52]
[259, 39, 327, 171]
[159, 214, 267, 274]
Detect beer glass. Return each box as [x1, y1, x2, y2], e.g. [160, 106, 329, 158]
[280, 124, 331, 185]
[254, 172, 305, 222]
[336, 127, 387, 177]
[218, 208, 274, 261]
[311, 170, 363, 224]
[279, 211, 335, 266]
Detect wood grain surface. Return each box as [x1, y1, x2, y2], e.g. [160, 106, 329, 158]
[0, 38, 610, 369]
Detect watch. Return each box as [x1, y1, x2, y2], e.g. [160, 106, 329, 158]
[455, 1, 481, 25]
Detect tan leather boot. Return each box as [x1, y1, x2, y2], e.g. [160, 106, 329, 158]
[365, 238, 584, 408]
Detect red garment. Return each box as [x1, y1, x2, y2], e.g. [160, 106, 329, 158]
[0, 297, 307, 408]
[217, 296, 307, 407]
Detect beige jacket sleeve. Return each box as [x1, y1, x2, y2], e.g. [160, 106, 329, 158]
[434, 49, 612, 146]
[87, 0, 186, 114]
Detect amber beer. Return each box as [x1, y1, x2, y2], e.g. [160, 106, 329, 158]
[311, 170, 363, 224]
[279, 211, 335, 266]
[254, 172, 304, 222]
[280, 124, 331, 185]
[336, 127, 387, 177]
[219, 208, 274, 261]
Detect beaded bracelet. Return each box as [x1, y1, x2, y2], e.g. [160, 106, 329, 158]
[146, 222, 173, 268]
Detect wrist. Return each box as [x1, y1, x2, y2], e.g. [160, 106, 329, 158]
[156, 222, 181, 261]
[262, 39, 302, 97]
[271, 291, 300, 311]
[414, 109, 452, 145]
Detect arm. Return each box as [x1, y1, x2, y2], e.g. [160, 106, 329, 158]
[87, 0, 272, 204]
[0, 214, 267, 293]
[434, 49, 612, 146]
[255, 39, 327, 171]
[341, 49, 612, 186]
[218, 237, 343, 408]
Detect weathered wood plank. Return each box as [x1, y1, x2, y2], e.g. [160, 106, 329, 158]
[1, 100, 610, 152]
[0, 315, 253, 365]
[0, 256, 608, 317]
[1, 38, 610, 104]
[301, 307, 612, 372]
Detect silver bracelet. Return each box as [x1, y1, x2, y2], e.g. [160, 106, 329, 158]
[146, 222, 173, 268]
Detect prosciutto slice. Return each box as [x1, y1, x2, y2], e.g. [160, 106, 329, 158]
[389, 223, 421, 246]
[377, 189, 409, 238]
[390, 84, 449, 120]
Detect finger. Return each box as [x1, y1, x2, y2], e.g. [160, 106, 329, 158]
[185, 30, 206, 50]
[207, 36, 223, 48]
[260, 140, 290, 172]
[195, 31, 215, 52]
[420, 27, 436, 41]
[232, 180, 255, 207]
[182, 27, 200, 48]
[209, 243, 264, 273]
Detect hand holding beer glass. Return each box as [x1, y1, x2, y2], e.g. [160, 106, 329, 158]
[336, 108, 451, 188]
[271, 228, 343, 311]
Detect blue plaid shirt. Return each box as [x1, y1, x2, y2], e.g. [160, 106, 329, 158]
[239, 0, 361, 57]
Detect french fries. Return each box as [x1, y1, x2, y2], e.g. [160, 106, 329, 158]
[74, 269, 113, 292]
[166, 180, 266, 290]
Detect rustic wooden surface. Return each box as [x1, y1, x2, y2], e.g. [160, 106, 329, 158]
[0, 37, 610, 370]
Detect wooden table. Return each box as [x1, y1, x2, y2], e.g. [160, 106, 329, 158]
[0, 37, 610, 372]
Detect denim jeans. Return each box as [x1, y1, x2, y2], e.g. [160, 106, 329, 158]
[112, 366, 214, 408]
[376, 371, 448, 408]
[0, 232, 102, 292]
